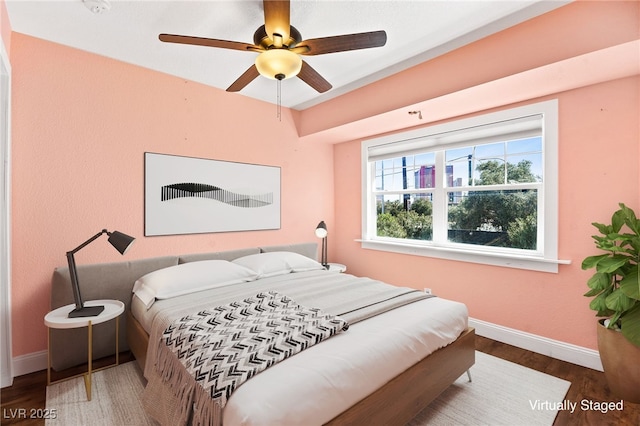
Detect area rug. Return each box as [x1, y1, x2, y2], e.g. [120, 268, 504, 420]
[46, 352, 571, 425]
[408, 351, 571, 425]
[45, 362, 155, 426]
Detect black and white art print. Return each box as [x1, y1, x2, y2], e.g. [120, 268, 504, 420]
[145, 152, 281, 236]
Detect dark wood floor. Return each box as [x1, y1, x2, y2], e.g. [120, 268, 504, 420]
[2, 336, 639, 425]
[475, 336, 639, 425]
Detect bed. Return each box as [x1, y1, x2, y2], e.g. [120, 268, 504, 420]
[50, 242, 474, 425]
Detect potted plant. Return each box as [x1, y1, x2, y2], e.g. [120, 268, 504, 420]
[582, 203, 640, 403]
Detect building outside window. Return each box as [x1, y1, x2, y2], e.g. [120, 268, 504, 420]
[361, 100, 564, 272]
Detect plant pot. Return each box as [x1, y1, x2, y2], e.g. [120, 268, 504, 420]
[597, 319, 640, 403]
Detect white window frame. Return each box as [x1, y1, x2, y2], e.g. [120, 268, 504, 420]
[360, 100, 568, 273]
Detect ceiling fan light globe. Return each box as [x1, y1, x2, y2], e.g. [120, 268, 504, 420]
[255, 49, 302, 80]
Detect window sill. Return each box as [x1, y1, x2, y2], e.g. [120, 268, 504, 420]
[357, 239, 571, 273]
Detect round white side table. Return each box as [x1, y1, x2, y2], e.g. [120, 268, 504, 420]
[327, 263, 347, 273]
[44, 299, 125, 401]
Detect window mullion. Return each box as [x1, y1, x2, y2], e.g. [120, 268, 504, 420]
[432, 151, 447, 244]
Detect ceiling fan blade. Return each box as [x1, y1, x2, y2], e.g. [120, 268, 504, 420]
[297, 61, 332, 93]
[226, 65, 260, 92]
[295, 30, 387, 56]
[264, 0, 290, 46]
[159, 34, 262, 53]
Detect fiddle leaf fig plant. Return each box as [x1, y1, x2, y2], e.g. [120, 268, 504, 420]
[582, 203, 640, 348]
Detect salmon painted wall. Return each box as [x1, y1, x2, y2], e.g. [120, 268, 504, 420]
[298, 0, 640, 139]
[334, 78, 639, 351]
[9, 33, 334, 357]
[8, 0, 639, 362]
[332, 1, 640, 351]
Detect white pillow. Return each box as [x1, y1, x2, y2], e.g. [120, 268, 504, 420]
[132, 260, 257, 309]
[232, 251, 324, 278]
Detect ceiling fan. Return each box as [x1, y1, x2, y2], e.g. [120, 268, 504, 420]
[158, 0, 387, 94]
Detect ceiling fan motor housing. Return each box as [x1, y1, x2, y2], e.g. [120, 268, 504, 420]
[254, 25, 302, 49]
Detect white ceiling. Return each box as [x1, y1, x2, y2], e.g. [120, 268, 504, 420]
[5, 0, 568, 110]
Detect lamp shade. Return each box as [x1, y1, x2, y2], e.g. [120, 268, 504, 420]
[315, 221, 327, 238]
[107, 230, 135, 255]
[255, 49, 302, 80]
[315, 221, 328, 269]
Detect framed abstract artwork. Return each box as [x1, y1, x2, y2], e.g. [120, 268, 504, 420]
[144, 152, 281, 236]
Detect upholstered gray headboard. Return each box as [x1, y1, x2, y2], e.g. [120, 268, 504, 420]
[49, 242, 317, 370]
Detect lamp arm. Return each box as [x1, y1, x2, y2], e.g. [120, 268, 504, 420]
[66, 229, 108, 310]
[67, 229, 108, 255]
[66, 251, 83, 309]
[321, 236, 328, 269]
[324, 235, 328, 267]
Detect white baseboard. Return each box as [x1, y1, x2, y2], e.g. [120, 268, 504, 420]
[11, 350, 47, 378]
[470, 317, 603, 371]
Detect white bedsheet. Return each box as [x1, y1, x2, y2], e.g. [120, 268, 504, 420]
[132, 274, 468, 425]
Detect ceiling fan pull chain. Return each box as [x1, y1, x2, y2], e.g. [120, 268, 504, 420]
[276, 73, 284, 121]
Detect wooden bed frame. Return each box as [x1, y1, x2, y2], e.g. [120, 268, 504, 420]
[127, 310, 475, 425]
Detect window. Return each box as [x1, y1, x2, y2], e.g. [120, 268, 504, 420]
[361, 100, 564, 272]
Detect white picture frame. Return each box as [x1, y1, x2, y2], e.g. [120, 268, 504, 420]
[144, 152, 281, 236]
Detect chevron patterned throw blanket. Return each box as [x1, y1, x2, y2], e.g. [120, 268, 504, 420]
[155, 291, 349, 426]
